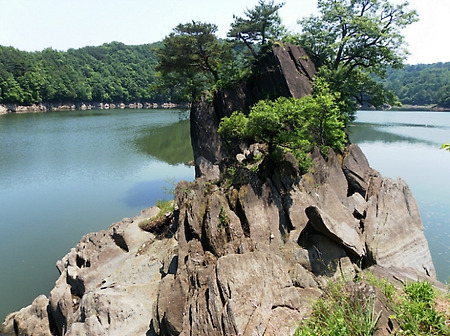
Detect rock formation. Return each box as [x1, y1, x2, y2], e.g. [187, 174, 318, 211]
[1, 44, 439, 336]
[190, 43, 316, 177]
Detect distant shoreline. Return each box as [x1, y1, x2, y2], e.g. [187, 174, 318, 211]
[2, 102, 448, 115]
[361, 104, 450, 112]
[0, 101, 189, 115]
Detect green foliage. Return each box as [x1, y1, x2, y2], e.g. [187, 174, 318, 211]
[357, 271, 396, 300]
[296, 277, 450, 336]
[393, 281, 450, 335]
[218, 79, 346, 171]
[0, 42, 166, 105]
[217, 110, 249, 140]
[155, 199, 175, 215]
[219, 206, 228, 227]
[378, 63, 450, 107]
[441, 144, 450, 151]
[156, 1, 287, 101]
[296, 0, 418, 119]
[155, 21, 231, 102]
[138, 199, 175, 231]
[301, 77, 347, 152]
[228, 0, 286, 58]
[295, 281, 380, 336]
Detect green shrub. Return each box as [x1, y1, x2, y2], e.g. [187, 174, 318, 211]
[218, 78, 346, 172]
[295, 278, 450, 336]
[441, 143, 450, 151]
[295, 281, 379, 336]
[138, 199, 175, 231]
[357, 271, 396, 300]
[392, 281, 450, 335]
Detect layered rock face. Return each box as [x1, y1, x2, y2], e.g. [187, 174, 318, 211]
[1, 44, 438, 336]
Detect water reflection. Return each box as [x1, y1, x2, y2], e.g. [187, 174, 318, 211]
[348, 122, 435, 145]
[122, 179, 174, 207]
[134, 119, 193, 165]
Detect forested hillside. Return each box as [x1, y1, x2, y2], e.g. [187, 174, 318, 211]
[380, 62, 450, 108]
[1, 41, 449, 108]
[0, 42, 168, 105]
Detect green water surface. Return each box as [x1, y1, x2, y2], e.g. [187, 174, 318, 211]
[0, 108, 194, 321]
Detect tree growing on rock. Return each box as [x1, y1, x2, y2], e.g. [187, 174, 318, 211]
[228, 0, 286, 58]
[218, 78, 346, 171]
[155, 2, 287, 102]
[296, 0, 418, 120]
[155, 21, 232, 101]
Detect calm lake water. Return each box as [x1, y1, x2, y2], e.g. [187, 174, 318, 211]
[0, 109, 194, 322]
[349, 110, 450, 283]
[0, 109, 448, 323]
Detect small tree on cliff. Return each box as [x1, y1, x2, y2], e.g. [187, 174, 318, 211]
[155, 21, 232, 102]
[228, 0, 286, 58]
[155, 2, 287, 101]
[218, 78, 346, 171]
[296, 0, 418, 121]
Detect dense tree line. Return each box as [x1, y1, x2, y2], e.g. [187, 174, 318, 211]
[379, 62, 450, 108]
[0, 41, 171, 105]
[3, 41, 447, 108]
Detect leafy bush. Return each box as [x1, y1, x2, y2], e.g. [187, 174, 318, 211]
[295, 277, 450, 336]
[295, 281, 379, 336]
[393, 281, 450, 335]
[138, 199, 175, 231]
[218, 78, 346, 171]
[441, 143, 450, 151]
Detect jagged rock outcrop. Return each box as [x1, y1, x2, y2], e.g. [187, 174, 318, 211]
[151, 144, 436, 335]
[1, 44, 439, 336]
[190, 44, 316, 177]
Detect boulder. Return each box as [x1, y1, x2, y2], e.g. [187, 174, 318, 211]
[305, 205, 365, 257]
[0, 295, 52, 336]
[195, 156, 220, 180]
[343, 144, 372, 196]
[344, 192, 367, 219]
[364, 176, 436, 277]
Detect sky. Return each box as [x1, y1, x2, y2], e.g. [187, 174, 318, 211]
[0, 0, 448, 65]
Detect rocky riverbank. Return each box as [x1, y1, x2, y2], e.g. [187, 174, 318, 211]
[0, 44, 442, 336]
[0, 102, 182, 115]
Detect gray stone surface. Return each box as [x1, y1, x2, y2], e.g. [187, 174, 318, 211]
[364, 176, 436, 277]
